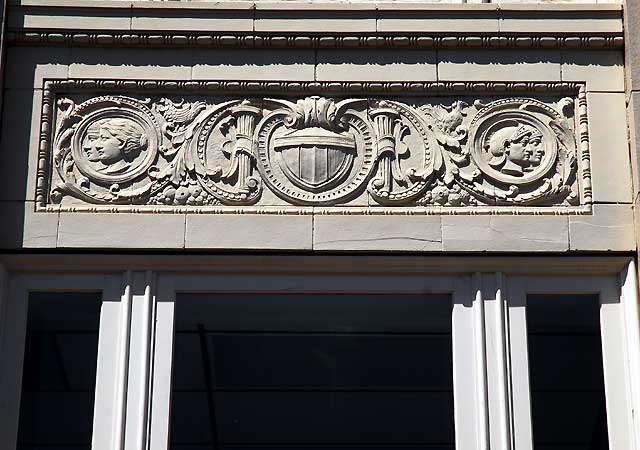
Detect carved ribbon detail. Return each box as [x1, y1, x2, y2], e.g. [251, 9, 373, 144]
[49, 94, 581, 208]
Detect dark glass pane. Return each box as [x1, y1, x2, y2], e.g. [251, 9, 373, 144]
[171, 294, 454, 450]
[17, 292, 102, 450]
[527, 294, 609, 450]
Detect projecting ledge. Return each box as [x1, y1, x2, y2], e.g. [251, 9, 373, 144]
[7, 0, 623, 39]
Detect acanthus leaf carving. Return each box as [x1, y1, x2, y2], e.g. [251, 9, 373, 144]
[47, 90, 588, 212]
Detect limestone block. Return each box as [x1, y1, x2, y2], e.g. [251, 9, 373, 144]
[185, 214, 313, 249]
[377, 5, 499, 34]
[5, 47, 69, 89]
[132, 8, 253, 32]
[316, 50, 437, 82]
[57, 213, 186, 248]
[437, 50, 561, 82]
[9, 6, 132, 31]
[499, 6, 622, 34]
[561, 51, 624, 92]
[586, 92, 632, 203]
[442, 215, 569, 252]
[628, 91, 640, 194]
[0, 201, 58, 249]
[24, 203, 59, 248]
[254, 8, 376, 33]
[0, 89, 42, 201]
[569, 204, 635, 252]
[69, 48, 192, 80]
[192, 49, 315, 81]
[313, 215, 442, 251]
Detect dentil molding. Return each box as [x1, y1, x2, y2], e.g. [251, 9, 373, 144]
[8, 32, 624, 50]
[38, 80, 591, 215]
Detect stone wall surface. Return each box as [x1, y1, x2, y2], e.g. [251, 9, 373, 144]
[0, 0, 633, 252]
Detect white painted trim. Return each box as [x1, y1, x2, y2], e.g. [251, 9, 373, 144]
[507, 275, 636, 450]
[112, 271, 132, 450]
[452, 275, 477, 450]
[0, 273, 123, 450]
[92, 274, 126, 450]
[135, 271, 153, 450]
[124, 272, 156, 450]
[148, 275, 176, 450]
[149, 272, 479, 450]
[473, 272, 490, 450]
[621, 260, 640, 450]
[494, 272, 512, 450]
[0, 259, 637, 450]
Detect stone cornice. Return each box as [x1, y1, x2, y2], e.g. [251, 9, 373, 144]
[7, 1, 624, 49]
[11, 0, 623, 12]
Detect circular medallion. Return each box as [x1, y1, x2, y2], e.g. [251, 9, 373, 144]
[72, 106, 158, 184]
[469, 109, 557, 186]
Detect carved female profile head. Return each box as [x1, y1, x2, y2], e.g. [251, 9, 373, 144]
[95, 118, 148, 165]
[81, 122, 101, 163]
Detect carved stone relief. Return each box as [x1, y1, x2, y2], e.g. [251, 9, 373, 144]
[45, 85, 588, 212]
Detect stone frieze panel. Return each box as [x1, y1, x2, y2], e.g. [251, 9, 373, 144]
[41, 82, 590, 213]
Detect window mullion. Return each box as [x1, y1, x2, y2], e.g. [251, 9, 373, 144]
[452, 274, 481, 450]
[149, 274, 176, 450]
[123, 271, 155, 450]
[472, 272, 490, 450]
[483, 272, 513, 450]
[92, 273, 128, 450]
[505, 277, 534, 450]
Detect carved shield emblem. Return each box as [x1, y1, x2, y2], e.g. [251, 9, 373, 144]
[274, 127, 356, 192]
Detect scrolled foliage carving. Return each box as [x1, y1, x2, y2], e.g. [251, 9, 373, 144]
[48, 91, 586, 211]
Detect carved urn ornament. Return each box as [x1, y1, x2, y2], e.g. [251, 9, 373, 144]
[47, 89, 586, 211]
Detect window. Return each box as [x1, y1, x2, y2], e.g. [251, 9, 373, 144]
[170, 293, 454, 450]
[508, 276, 637, 450]
[0, 273, 123, 450]
[1, 262, 638, 450]
[17, 292, 102, 450]
[526, 295, 608, 450]
[149, 272, 478, 450]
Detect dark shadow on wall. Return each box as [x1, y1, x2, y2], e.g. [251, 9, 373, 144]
[0, 87, 33, 249]
[0, 199, 26, 249]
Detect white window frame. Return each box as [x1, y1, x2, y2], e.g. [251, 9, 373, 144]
[0, 272, 125, 450]
[150, 271, 482, 450]
[507, 274, 639, 450]
[0, 257, 637, 450]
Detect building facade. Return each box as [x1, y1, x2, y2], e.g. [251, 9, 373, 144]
[0, 0, 639, 449]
